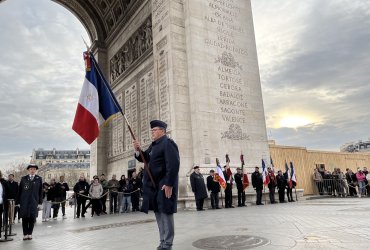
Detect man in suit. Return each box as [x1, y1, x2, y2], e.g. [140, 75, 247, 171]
[206, 170, 220, 209]
[223, 165, 234, 208]
[234, 167, 246, 207]
[251, 166, 264, 205]
[133, 120, 180, 250]
[16, 164, 43, 240]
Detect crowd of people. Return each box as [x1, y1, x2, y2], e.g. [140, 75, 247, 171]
[313, 166, 370, 197]
[72, 171, 143, 218]
[190, 165, 298, 211]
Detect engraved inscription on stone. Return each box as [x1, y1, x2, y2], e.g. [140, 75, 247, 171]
[124, 83, 138, 151]
[157, 50, 171, 130]
[203, 0, 251, 140]
[139, 69, 157, 145]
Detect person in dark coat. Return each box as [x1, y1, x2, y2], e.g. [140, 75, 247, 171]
[276, 170, 287, 203]
[251, 166, 264, 205]
[48, 178, 62, 219]
[6, 174, 18, 222]
[267, 167, 277, 204]
[206, 170, 220, 209]
[133, 119, 180, 250]
[190, 166, 208, 211]
[223, 165, 234, 208]
[234, 168, 246, 207]
[345, 169, 357, 197]
[16, 164, 43, 240]
[59, 175, 69, 218]
[73, 175, 90, 218]
[130, 171, 142, 212]
[0, 171, 7, 237]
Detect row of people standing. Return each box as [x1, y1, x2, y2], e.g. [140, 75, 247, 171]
[41, 176, 69, 221]
[190, 165, 296, 210]
[73, 172, 143, 218]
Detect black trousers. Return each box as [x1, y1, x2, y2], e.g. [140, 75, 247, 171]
[0, 204, 3, 230]
[109, 192, 118, 213]
[286, 187, 293, 201]
[224, 184, 233, 207]
[76, 197, 87, 217]
[269, 188, 276, 203]
[256, 189, 262, 204]
[91, 199, 101, 216]
[131, 191, 140, 211]
[278, 188, 285, 202]
[210, 192, 219, 208]
[22, 217, 36, 236]
[60, 200, 66, 216]
[237, 189, 245, 206]
[195, 198, 205, 210]
[100, 193, 107, 212]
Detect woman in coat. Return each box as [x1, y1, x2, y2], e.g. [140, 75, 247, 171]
[89, 177, 103, 216]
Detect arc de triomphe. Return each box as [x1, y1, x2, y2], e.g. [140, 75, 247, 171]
[55, 0, 270, 207]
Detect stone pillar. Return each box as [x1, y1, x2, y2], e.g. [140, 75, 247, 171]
[183, 0, 270, 171]
[90, 42, 109, 178]
[152, 0, 194, 198]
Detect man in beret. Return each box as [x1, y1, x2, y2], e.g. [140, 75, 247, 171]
[190, 166, 208, 211]
[16, 164, 43, 240]
[133, 119, 180, 250]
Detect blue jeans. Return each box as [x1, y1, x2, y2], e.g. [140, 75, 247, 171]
[121, 196, 131, 212]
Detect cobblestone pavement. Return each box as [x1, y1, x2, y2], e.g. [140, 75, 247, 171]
[2, 197, 370, 249]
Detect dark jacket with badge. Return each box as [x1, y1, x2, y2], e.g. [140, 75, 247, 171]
[206, 175, 220, 193]
[234, 173, 243, 191]
[190, 172, 208, 200]
[135, 135, 180, 214]
[16, 175, 43, 218]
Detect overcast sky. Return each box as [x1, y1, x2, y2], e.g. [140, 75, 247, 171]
[0, 0, 369, 168]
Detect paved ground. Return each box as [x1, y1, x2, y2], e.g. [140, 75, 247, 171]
[2, 197, 370, 249]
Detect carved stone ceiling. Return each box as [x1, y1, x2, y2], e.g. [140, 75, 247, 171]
[53, 0, 144, 44]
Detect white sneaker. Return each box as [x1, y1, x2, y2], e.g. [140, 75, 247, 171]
[53, 217, 57, 220]
[63, 215, 67, 219]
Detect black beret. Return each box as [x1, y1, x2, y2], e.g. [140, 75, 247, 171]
[150, 120, 167, 129]
[27, 164, 38, 170]
[193, 166, 199, 170]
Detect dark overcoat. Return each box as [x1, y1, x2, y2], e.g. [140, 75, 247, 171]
[135, 135, 180, 214]
[234, 173, 243, 191]
[190, 172, 208, 200]
[16, 175, 43, 218]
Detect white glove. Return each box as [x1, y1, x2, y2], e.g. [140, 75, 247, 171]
[38, 204, 43, 210]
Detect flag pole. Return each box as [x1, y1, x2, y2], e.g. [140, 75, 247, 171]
[84, 43, 156, 188]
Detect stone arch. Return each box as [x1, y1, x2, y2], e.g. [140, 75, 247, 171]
[52, 0, 106, 43]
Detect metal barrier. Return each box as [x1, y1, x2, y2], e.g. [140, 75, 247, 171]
[0, 199, 15, 242]
[313, 178, 349, 197]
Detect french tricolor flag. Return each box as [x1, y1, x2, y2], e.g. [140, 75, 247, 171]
[72, 51, 122, 144]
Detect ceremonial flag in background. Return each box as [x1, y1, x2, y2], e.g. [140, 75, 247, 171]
[240, 154, 249, 190]
[216, 164, 227, 189]
[285, 161, 292, 188]
[262, 159, 270, 186]
[73, 51, 122, 144]
[290, 161, 297, 184]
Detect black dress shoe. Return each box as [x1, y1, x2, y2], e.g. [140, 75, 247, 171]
[230, 206, 235, 208]
[216, 207, 221, 209]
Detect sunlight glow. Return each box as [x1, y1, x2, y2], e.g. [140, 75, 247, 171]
[279, 116, 312, 128]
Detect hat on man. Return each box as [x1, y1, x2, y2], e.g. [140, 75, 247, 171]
[150, 120, 167, 130]
[27, 164, 38, 170]
[193, 166, 199, 170]
[236, 167, 241, 170]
